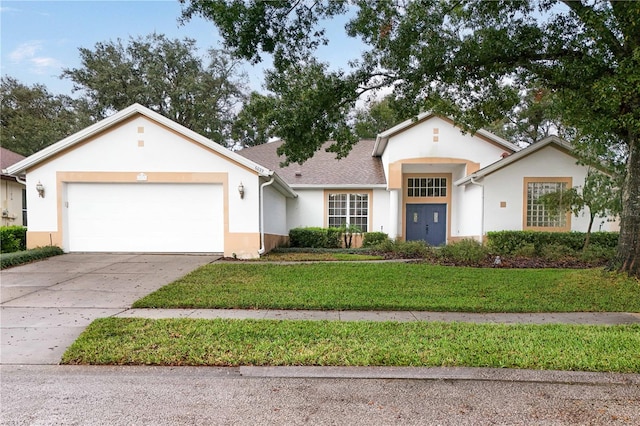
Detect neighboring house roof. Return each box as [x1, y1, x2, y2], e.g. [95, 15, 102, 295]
[1, 147, 26, 182]
[372, 112, 521, 156]
[5, 103, 296, 198]
[237, 139, 387, 187]
[454, 135, 576, 186]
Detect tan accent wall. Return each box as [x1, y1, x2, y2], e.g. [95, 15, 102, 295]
[400, 173, 453, 242]
[263, 233, 289, 252]
[29, 171, 243, 254]
[27, 231, 62, 248]
[224, 232, 260, 257]
[323, 189, 374, 232]
[522, 177, 572, 232]
[387, 158, 480, 189]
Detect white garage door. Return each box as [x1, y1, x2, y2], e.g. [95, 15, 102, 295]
[66, 183, 224, 253]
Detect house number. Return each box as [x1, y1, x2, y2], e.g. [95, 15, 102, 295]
[413, 212, 418, 223]
[433, 212, 439, 223]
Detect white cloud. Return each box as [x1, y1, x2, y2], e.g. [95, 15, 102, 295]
[0, 6, 21, 13]
[29, 57, 62, 74]
[9, 41, 43, 62]
[9, 40, 62, 74]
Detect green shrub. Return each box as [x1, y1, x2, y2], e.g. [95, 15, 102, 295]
[439, 239, 489, 264]
[1, 246, 63, 269]
[362, 232, 389, 248]
[326, 227, 343, 248]
[579, 245, 616, 264]
[289, 227, 342, 248]
[540, 243, 576, 261]
[512, 243, 537, 258]
[487, 231, 619, 255]
[372, 239, 433, 259]
[1, 226, 27, 253]
[587, 232, 619, 249]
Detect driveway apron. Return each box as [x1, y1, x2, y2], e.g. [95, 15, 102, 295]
[1, 253, 218, 365]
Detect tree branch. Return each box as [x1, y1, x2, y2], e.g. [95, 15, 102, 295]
[561, 0, 625, 58]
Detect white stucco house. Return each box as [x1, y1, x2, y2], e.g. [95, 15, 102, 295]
[1, 147, 27, 227]
[7, 104, 618, 258]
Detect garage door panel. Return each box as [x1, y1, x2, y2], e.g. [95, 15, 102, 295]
[66, 183, 223, 252]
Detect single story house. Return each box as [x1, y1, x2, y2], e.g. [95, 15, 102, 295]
[7, 104, 617, 258]
[1, 147, 27, 227]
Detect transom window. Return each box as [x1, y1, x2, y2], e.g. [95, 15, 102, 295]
[526, 181, 568, 228]
[328, 193, 368, 232]
[407, 177, 447, 197]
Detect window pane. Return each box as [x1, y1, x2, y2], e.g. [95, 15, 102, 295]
[407, 177, 447, 197]
[526, 182, 567, 227]
[328, 193, 368, 232]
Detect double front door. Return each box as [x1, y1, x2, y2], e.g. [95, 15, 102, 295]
[405, 203, 447, 246]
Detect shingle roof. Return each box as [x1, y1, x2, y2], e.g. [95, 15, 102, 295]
[1, 147, 25, 171]
[237, 139, 387, 186]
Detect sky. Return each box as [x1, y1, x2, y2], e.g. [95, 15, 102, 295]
[1, 0, 365, 97]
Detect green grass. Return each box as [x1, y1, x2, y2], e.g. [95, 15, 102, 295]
[62, 318, 640, 373]
[133, 263, 640, 312]
[256, 252, 384, 261]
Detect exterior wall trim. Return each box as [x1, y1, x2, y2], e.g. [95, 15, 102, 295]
[25, 171, 239, 254]
[522, 176, 573, 232]
[322, 189, 374, 231]
[388, 158, 480, 189]
[401, 173, 453, 242]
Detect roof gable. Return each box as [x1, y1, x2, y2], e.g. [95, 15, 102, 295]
[237, 139, 387, 187]
[372, 112, 520, 156]
[455, 136, 579, 186]
[6, 104, 274, 179]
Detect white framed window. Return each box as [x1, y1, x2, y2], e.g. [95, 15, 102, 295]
[524, 178, 571, 230]
[407, 177, 447, 197]
[327, 193, 369, 232]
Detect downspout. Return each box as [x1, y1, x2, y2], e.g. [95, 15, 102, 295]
[469, 177, 484, 243]
[258, 176, 275, 255]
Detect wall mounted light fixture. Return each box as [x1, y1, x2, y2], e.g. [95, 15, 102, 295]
[35, 181, 45, 198]
[238, 182, 245, 199]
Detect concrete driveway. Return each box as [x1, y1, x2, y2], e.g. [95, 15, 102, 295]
[0, 253, 219, 365]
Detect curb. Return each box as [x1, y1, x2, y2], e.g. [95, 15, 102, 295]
[239, 366, 640, 385]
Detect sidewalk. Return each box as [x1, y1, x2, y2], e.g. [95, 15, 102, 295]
[115, 308, 640, 325]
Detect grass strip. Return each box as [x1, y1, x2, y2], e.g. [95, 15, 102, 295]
[62, 318, 640, 373]
[256, 253, 384, 261]
[133, 263, 640, 312]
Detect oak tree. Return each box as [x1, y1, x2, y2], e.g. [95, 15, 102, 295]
[63, 33, 247, 143]
[0, 76, 92, 156]
[182, 0, 640, 276]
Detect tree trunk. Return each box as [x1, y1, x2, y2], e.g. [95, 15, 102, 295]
[584, 212, 594, 250]
[616, 134, 640, 278]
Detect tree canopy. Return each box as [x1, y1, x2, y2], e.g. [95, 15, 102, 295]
[181, 0, 640, 276]
[0, 76, 92, 156]
[62, 33, 247, 143]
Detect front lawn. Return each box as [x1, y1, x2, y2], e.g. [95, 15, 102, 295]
[62, 318, 640, 373]
[255, 252, 384, 262]
[133, 263, 640, 312]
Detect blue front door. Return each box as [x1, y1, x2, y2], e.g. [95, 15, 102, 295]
[406, 204, 447, 246]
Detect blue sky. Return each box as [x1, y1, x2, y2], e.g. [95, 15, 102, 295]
[1, 0, 364, 96]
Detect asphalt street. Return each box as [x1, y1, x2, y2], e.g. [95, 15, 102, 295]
[2, 365, 639, 425]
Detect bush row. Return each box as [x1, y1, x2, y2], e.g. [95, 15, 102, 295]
[1, 246, 64, 269]
[289, 228, 392, 249]
[289, 227, 342, 248]
[1, 226, 27, 253]
[487, 231, 619, 255]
